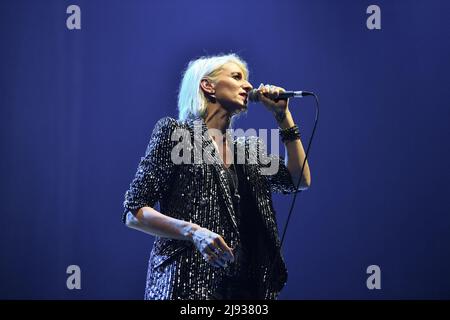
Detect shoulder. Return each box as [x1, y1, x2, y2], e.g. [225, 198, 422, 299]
[153, 116, 180, 132]
[144, 117, 182, 154]
[149, 116, 185, 139]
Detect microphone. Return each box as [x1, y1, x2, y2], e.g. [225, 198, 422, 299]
[248, 89, 314, 102]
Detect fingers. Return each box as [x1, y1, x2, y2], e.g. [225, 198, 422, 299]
[257, 84, 271, 106]
[205, 240, 233, 268]
[206, 248, 231, 268]
[193, 227, 235, 268]
[205, 233, 234, 264]
[258, 83, 285, 100]
[204, 248, 226, 268]
[215, 237, 235, 263]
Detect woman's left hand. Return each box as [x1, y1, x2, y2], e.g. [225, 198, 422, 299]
[256, 83, 289, 116]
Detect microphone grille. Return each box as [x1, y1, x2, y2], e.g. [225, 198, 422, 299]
[248, 89, 259, 102]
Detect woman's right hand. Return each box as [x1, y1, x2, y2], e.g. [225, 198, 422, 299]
[191, 227, 235, 268]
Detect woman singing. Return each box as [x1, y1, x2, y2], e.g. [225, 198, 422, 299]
[122, 54, 311, 300]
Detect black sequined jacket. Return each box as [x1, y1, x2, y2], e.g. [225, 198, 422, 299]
[123, 116, 300, 300]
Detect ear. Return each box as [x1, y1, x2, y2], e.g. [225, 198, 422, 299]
[200, 78, 215, 95]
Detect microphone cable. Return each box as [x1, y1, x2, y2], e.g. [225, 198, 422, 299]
[265, 92, 320, 298]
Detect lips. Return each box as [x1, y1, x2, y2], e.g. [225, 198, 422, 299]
[239, 93, 248, 105]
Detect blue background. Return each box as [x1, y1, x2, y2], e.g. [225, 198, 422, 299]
[1, 0, 449, 299]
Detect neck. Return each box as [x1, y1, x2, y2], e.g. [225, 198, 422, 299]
[204, 104, 231, 135]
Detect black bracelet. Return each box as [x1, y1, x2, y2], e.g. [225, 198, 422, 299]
[279, 125, 301, 143]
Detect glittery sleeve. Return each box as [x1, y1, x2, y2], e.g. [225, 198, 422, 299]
[253, 136, 301, 195]
[122, 117, 179, 223]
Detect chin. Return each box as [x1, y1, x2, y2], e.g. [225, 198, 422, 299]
[236, 103, 247, 111]
[225, 100, 247, 115]
[238, 99, 248, 108]
[233, 104, 248, 115]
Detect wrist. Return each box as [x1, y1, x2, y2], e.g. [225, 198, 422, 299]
[279, 124, 301, 144]
[181, 222, 201, 242]
[274, 109, 290, 125]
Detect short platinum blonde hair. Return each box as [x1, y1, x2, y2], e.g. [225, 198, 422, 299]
[177, 54, 249, 122]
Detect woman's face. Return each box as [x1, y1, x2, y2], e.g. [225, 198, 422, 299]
[210, 62, 253, 113]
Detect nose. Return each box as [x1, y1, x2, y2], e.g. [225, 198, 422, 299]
[242, 80, 253, 92]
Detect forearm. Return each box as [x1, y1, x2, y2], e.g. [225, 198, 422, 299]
[125, 206, 200, 241]
[275, 110, 311, 188]
[125, 206, 234, 268]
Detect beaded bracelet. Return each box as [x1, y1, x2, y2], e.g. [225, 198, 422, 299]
[279, 125, 301, 143]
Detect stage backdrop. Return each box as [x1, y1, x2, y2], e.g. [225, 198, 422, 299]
[1, 0, 449, 299]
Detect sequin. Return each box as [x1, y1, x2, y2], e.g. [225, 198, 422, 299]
[123, 117, 301, 300]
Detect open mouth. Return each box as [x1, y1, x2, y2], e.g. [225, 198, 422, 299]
[239, 93, 248, 102]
